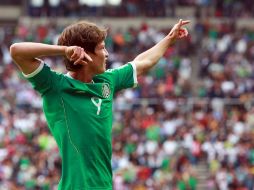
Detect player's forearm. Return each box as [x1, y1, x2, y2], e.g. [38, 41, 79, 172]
[133, 35, 174, 75]
[10, 42, 67, 61]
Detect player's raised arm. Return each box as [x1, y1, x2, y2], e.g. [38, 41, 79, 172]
[9, 42, 91, 75]
[132, 19, 190, 76]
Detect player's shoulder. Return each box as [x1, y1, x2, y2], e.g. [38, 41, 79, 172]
[94, 63, 133, 79]
[93, 70, 113, 82]
[26, 63, 63, 80]
[98, 68, 117, 77]
[42, 64, 68, 84]
[106, 63, 132, 73]
[42, 64, 62, 74]
[105, 68, 114, 73]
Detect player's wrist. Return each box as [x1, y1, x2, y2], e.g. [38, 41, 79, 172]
[166, 35, 177, 46]
[61, 46, 68, 56]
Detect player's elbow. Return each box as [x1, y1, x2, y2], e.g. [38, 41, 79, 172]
[10, 43, 21, 59]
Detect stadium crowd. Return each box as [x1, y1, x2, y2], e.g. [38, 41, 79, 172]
[0, 9, 254, 190]
[2, 0, 254, 18]
[24, 0, 254, 18]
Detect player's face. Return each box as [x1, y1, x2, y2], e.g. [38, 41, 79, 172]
[89, 41, 108, 74]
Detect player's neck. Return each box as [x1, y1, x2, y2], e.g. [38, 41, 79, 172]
[68, 69, 94, 83]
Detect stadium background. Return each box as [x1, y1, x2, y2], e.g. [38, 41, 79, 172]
[0, 0, 254, 189]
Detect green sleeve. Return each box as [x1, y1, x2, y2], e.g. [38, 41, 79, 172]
[24, 63, 61, 96]
[110, 62, 138, 92]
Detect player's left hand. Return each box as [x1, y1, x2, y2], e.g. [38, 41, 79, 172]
[168, 19, 190, 40]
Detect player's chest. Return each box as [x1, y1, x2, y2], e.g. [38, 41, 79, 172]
[64, 83, 113, 116]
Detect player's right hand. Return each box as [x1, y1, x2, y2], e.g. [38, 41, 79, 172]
[65, 46, 92, 65]
[168, 19, 190, 40]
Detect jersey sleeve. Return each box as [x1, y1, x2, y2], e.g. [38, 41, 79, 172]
[23, 60, 61, 95]
[110, 62, 138, 92]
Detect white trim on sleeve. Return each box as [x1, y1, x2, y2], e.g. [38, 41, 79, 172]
[130, 62, 138, 88]
[22, 60, 44, 78]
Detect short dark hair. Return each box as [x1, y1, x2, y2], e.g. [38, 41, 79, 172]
[58, 21, 107, 71]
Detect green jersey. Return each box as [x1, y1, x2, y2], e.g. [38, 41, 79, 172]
[24, 61, 138, 190]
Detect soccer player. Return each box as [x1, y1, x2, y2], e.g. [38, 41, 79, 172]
[10, 19, 189, 190]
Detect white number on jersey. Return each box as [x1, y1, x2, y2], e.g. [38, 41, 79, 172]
[91, 97, 102, 115]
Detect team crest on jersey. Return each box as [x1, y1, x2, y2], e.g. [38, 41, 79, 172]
[102, 83, 110, 98]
